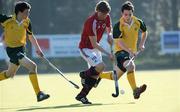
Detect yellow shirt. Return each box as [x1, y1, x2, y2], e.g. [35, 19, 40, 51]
[113, 16, 147, 53]
[0, 14, 32, 47]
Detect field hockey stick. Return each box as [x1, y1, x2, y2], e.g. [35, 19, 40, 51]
[125, 50, 141, 67]
[110, 46, 119, 97]
[42, 57, 79, 89]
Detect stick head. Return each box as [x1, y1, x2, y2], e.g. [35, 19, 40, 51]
[112, 93, 119, 97]
[69, 81, 79, 89]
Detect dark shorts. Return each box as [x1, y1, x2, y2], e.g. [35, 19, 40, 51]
[115, 50, 130, 72]
[6, 46, 26, 65]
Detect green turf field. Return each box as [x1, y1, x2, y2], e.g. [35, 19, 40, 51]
[0, 69, 180, 112]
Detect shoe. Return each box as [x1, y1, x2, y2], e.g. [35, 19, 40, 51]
[133, 84, 147, 99]
[94, 78, 101, 88]
[37, 91, 50, 102]
[75, 94, 92, 104]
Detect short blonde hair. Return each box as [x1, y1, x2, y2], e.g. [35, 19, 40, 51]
[95, 1, 111, 13]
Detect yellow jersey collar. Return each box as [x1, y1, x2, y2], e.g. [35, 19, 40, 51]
[120, 16, 136, 28]
[12, 14, 28, 26]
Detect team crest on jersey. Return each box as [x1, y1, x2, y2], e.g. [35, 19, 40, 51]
[102, 23, 106, 29]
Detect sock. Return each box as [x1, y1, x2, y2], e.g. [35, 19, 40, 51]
[79, 85, 92, 97]
[99, 71, 113, 80]
[29, 73, 40, 95]
[127, 71, 137, 90]
[0, 71, 9, 81]
[84, 67, 99, 77]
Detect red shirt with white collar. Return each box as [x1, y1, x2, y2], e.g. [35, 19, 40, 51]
[79, 12, 111, 49]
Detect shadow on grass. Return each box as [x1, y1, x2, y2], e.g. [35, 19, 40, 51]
[17, 101, 136, 111]
[17, 103, 104, 111]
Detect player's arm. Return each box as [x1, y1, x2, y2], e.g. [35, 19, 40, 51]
[106, 15, 113, 46]
[138, 19, 148, 51]
[89, 35, 111, 56]
[27, 22, 44, 57]
[106, 26, 113, 46]
[113, 21, 134, 55]
[86, 19, 111, 57]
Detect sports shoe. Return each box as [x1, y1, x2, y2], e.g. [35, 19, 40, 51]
[37, 91, 50, 102]
[133, 84, 147, 99]
[94, 78, 101, 88]
[75, 94, 92, 104]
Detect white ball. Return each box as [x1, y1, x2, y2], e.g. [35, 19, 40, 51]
[120, 89, 125, 95]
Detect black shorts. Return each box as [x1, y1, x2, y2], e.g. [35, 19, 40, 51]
[115, 50, 130, 72]
[6, 46, 26, 65]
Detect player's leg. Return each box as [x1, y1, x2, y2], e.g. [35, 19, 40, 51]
[99, 50, 127, 81]
[0, 62, 19, 80]
[76, 49, 104, 104]
[99, 65, 124, 80]
[123, 54, 147, 99]
[124, 60, 137, 90]
[0, 46, 20, 80]
[19, 56, 50, 102]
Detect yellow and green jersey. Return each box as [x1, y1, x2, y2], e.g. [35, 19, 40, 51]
[0, 14, 33, 47]
[113, 16, 147, 53]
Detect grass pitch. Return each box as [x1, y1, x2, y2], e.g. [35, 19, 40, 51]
[0, 69, 180, 112]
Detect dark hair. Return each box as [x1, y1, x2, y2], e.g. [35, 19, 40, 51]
[121, 1, 134, 12]
[95, 1, 111, 13]
[15, 1, 31, 15]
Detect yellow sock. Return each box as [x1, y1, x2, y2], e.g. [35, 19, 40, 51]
[29, 73, 40, 95]
[99, 71, 113, 80]
[127, 71, 137, 90]
[0, 71, 9, 81]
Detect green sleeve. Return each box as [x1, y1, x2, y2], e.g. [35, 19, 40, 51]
[0, 14, 11, 23]
[138, 19, 147, 32]
[27, 21, 33, 35]
[113, 21, 122, 39]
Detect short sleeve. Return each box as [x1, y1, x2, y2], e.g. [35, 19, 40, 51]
[27, 20, 33, 35]
[85, 19, 95, 36]
[113, 21, 122, 39]
[0, 14, 11, 23]
[138, 19, 147, 32]
[106, 14, 111, 28]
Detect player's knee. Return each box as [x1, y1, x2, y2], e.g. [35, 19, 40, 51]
[6, 71, 15, 77]
[96, 63, 105, 72]
[126, 62, 135, 72]
[29, 63, 37, 73]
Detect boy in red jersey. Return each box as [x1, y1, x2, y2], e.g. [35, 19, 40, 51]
[76, 1, 113, 104]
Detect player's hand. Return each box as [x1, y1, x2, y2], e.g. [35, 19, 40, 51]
[139, 44, 145, 52]
[36, 49, 44, 57]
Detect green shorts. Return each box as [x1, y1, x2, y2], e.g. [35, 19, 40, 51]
[115, 50, 130, 72]
[6, 46, 26, 65]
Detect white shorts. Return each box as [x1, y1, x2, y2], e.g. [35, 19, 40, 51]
[79, 48, 103, 67]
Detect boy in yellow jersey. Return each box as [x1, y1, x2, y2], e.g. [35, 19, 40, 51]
[0, 1, 49, 102]
[99, 1, 148, 99]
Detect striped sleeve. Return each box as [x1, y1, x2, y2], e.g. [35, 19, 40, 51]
[0, 14, 11, 23]
[138, 19, 147, 32]
[113, 21, 122, 39]
[27, 21, 33, 35]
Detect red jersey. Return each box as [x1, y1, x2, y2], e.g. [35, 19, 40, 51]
[79, 12, 111, 49]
